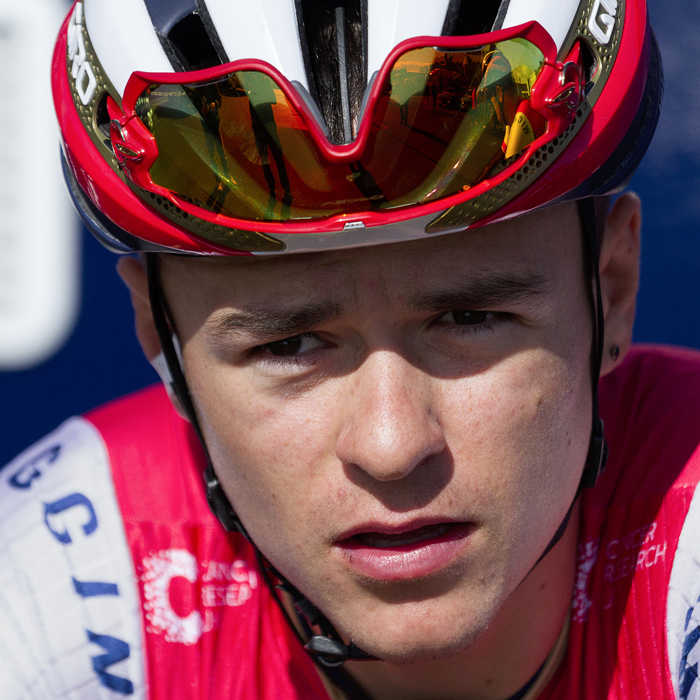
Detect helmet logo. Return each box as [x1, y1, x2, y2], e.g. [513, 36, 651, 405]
[66, 2, 97, 106]
[588, 0, 618, 46]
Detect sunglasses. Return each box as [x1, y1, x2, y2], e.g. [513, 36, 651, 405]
[106, 21, 585, 235]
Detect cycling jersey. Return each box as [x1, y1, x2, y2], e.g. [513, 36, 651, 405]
[2, 345, 700, 699]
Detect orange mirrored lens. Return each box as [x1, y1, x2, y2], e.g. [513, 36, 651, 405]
[135, 38, 545, 222]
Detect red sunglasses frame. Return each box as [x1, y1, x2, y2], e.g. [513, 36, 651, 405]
[105, 20, 585, 236]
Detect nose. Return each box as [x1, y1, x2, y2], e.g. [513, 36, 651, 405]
[334, 350, 446, 481]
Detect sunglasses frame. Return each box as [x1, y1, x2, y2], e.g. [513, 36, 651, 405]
[107, 20, 585, 236]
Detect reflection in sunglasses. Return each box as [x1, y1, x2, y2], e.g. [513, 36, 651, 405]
[133, 38, 544, 223]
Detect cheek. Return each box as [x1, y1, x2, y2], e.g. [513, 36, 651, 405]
[441, 347, 591, 527]
[189, 367, 339, 557]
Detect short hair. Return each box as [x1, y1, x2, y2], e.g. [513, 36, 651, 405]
[594, 195, 613, 248]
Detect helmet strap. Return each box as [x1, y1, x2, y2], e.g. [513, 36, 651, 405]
[579, 197, 609, 489]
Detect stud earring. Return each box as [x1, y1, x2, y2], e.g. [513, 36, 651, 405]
[610, 345, 620, 362]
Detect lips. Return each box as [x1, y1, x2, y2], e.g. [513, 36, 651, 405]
[334, 521, 474, 581]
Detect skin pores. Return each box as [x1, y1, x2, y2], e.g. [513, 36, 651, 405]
[160, 203, 592, 678]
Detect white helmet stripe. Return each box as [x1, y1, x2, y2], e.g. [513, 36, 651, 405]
[501, 0, 581, 53]
[83, 0, 172, 95]
[204, 0, 308, 91]
[367, 0, 451, 80]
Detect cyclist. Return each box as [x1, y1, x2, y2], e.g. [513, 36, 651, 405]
[3, 0, 700, 698]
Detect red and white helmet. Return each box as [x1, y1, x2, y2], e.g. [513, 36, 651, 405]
[53, 0, 661, 256]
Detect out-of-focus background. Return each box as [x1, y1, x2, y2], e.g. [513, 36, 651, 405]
[1, 0, 699, 466]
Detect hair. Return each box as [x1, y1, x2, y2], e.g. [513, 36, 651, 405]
[593, 195, 612, 248]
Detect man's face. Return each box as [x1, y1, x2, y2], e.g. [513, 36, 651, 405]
[162, 202, 592, 661]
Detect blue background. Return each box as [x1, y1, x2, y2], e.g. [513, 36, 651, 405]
[1, 0, 699, 466]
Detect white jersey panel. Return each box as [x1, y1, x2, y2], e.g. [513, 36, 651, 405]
[367, 0, 450, 82]
[206, 0, 308, 91]
[83, 0, 171, 95]
[668, 482, 700, 700]
[501, 0, 580, 53]
[0, 418, 145, 699]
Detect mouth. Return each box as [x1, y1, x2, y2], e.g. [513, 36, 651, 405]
[353, 523, 453, 548]
[334, 521, 474, 581]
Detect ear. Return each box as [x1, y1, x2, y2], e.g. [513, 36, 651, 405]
[598, 192, 642, 377]
[116, 256, 161, 361]
[117, 257, 189, 420]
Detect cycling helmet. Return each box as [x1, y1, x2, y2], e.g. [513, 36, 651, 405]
[53, 0, 661, 257]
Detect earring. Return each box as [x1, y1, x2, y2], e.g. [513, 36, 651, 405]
[610, 345, 620, 362]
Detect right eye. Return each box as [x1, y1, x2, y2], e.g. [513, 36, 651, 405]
[441, 310, 492, 326]
[259, 334, 325, 358]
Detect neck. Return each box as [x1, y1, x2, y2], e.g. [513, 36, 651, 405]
[339, 501, 579, 700]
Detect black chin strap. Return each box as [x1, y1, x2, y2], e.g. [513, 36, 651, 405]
[145, 254, 375, 669]
[579, 198, 609, 490]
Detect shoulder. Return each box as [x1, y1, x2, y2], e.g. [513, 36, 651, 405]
[594, 345, 700, 699]
[0, 416, 146, 698]
[668, 475, 700, 700]
[85, 384, 213, 525]
[598, 344, 700, 498]
[600, 344, 700, 425]
[600, 343, 700, 428]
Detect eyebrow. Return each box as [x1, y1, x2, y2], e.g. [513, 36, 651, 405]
[409, 272, 554, 311]
[205, 272, 552, 341]
[206, 300, 342, 340]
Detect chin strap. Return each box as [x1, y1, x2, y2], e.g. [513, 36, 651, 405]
[255, 552, 376, 666]
[145, 254, 376, 670]
[579, 198, 609, 489]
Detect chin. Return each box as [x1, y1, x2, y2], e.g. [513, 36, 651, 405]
[354, 625, 483, 665]
[339, 594, 497, 665]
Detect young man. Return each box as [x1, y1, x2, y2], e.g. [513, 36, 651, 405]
[3, 0, 700, 698]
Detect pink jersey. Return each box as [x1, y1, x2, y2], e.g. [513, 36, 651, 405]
[2, 345, 700, 699]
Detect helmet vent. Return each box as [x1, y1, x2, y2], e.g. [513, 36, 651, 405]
[143, 0, 228, 71]
[441, 0, 508, 36]
[94, 93, 111, 146]
[295, 0, 367, 145]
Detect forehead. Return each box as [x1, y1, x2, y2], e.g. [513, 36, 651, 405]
[162, 203, 583, 307]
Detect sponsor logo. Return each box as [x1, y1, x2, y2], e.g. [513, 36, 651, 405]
[66, 1, 97, 106]
[603, 521, 666, 584]
[8, 443, 135, 695]
[141, 549, 258, 645]
[588, 0, 618, 46]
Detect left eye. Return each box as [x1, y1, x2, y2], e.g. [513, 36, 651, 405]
[261, 334, 324, 357]
[440, 310, 493, 325]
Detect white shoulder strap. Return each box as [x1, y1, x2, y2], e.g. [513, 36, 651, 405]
[0, 417, 146, 699]
[668, 482, 700, 700]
